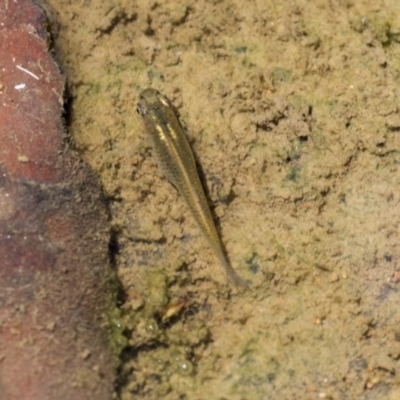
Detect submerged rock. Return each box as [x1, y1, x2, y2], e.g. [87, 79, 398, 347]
[0, 1, 116, 399]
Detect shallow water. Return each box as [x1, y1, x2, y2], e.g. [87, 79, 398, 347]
[47, 0, 400, 398]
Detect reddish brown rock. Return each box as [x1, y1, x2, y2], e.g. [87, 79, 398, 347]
[0, 1, 116, 399]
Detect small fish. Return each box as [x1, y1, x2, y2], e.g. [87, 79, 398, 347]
[137, 88, 247, 288]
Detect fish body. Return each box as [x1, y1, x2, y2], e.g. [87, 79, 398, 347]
[137, 88, 247, 288]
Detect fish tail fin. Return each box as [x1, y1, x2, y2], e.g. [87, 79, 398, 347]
[217, 251, 249, 289]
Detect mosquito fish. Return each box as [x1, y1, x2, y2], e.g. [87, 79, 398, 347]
[137, 88, 248, 288]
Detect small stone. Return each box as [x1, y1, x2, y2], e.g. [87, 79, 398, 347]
[330, 273, 339, 282]
[391, 271, 400, 283]
[80, 350, 91, 360]
[385, 115, 400, 131]
[46, 321, 56, 331]
[17, 155, 29, 163]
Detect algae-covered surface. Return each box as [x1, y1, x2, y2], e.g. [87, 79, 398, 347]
[46, 0, 400, 398]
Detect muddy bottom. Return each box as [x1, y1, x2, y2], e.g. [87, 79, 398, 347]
[46, 0, 400, 398]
